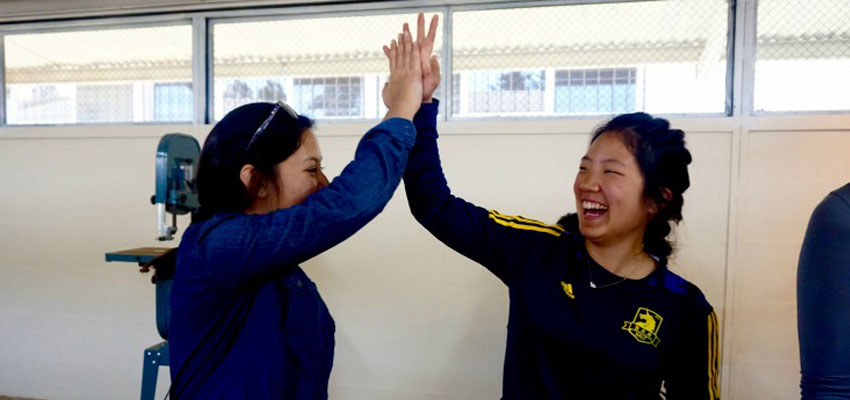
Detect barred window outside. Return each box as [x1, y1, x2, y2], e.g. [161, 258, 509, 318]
[211, 12, 444, 121]
[451, 0, 729, 117]
[464, 70, 546, 114]
[555, 68, 636, 114]
[754, 0, 850, 112]
[219, 78, 286, 113]
[8, 1, 849, 123]
[3, 24, 193, 124]
[154, 82, 193, 122]
[294, 77, 363, 118]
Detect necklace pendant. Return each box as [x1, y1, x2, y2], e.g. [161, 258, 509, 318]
[589, 281, 597, 289]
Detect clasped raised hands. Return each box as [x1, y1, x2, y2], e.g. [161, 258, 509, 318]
[382, 13, 441, 120]
[382, 28, 423, 121]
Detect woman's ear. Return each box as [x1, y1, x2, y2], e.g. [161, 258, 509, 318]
[647, 188, 673, 215]
[240, 164, 266, 198]
[660, 188, 673, 203]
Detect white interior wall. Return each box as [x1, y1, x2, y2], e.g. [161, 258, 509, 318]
[1, 113, 848, 399]
[2, 1, 850, 399]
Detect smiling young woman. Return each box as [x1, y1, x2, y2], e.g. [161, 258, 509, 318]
[406, 104, 719, 399]
[396, 13, 719, 395]
[168, 27, 424, 399]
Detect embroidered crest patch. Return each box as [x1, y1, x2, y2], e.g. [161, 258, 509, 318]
[622, 307, 663, 347]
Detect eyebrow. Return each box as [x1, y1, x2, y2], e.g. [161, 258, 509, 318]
[303, 156, 322, 164]
[581, 156, 626, 166]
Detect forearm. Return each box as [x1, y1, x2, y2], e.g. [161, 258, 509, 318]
[404, 100, 520, 282]
[207, 118, 416, 286]
[405, 100, 449, 225]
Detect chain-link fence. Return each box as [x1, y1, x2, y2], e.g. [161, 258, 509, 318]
[6, 1, 850, 124]
[451, 0, 730, 117]
[754, 0, 850, 112]
[211, 12, 444, 121]
[4, 24, 193, 124]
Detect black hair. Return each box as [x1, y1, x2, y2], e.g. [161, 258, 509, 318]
[193, 102, 314, 223]
[560, 112, 692, 261]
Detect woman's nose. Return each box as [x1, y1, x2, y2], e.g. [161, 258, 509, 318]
[578, 174, 600, 192]
[317, 170, 330, 188]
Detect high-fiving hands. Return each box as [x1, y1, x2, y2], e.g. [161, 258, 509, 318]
[382, 28, 423, 121]
[382, 13, 441, 116]
[415, 13, 441, 103]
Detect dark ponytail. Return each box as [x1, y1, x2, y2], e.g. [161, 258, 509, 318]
[557, 213, 580, 233]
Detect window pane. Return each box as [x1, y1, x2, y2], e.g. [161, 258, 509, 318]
[452, 0, 729, 117]
[754, 0, 850, 112]
[291, 76, 363, 118]
[4, 24, 193, 124]
[555, 67, 636, 114]
[155, 82, 193, 121]
[212, 12, 443, 121]
[466, 70, 545, 114]
[77, 84, 134, 122]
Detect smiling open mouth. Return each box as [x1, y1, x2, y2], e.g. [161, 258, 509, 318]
[582, 201, 609, 218]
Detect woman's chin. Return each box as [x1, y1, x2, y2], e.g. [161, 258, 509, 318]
[578, 224, 604, 240]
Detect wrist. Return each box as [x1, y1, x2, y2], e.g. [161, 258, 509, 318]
[386, 102, 419, 121]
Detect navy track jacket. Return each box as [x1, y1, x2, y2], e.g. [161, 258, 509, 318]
[405, 101, 720, 399]
[169, 118, 415, 399]
[798, 183, 850, 398]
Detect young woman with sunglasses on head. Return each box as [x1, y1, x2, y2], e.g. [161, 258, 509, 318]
[396, 13, 719, 399]
[168, 30, 423, 399]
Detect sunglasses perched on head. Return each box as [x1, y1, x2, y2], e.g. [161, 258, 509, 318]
[246, 100, 299, 152]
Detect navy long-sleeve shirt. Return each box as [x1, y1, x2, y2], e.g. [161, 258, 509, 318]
[404, 101, 719, 399]
[169, 118, 415, 399]
[798, 183, 850, 399]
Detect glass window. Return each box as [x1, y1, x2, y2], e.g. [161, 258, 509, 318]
[452, 0, 729, 117]
[77, 84, 134, 122]
[3, 24, 193, 124]
[7, 84, 73, 124]
[154, 82, 193, 122]
[451, 73, 461, 115]
[754, 0, 850, 112]
[555, 68, 636, 114]
[293, 77, 362, 118]
[463, 70, 545, 114]
[211, 12, 443, 121]
[219, 77, 287, 113]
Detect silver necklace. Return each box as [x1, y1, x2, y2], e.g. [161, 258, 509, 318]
[586, 254, 629, 289]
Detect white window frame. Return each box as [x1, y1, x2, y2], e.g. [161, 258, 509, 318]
[3, 0, 847, 126]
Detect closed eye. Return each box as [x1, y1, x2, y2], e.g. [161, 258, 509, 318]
[605, 170, 623, 175]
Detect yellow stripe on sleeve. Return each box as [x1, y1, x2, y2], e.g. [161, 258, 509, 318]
[488, 211, 563, 237]
[489, 210, 566, 232]
[707, 311, 720, 399]
[490, 210, 564, 233]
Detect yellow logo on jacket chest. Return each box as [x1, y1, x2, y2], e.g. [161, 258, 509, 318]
[622, 307, 663, 347]
[561, 281, 575, 299]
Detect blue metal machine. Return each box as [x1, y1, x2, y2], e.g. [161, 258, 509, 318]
[154, 133, 201, 241]
[105, 133, 200, 400]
